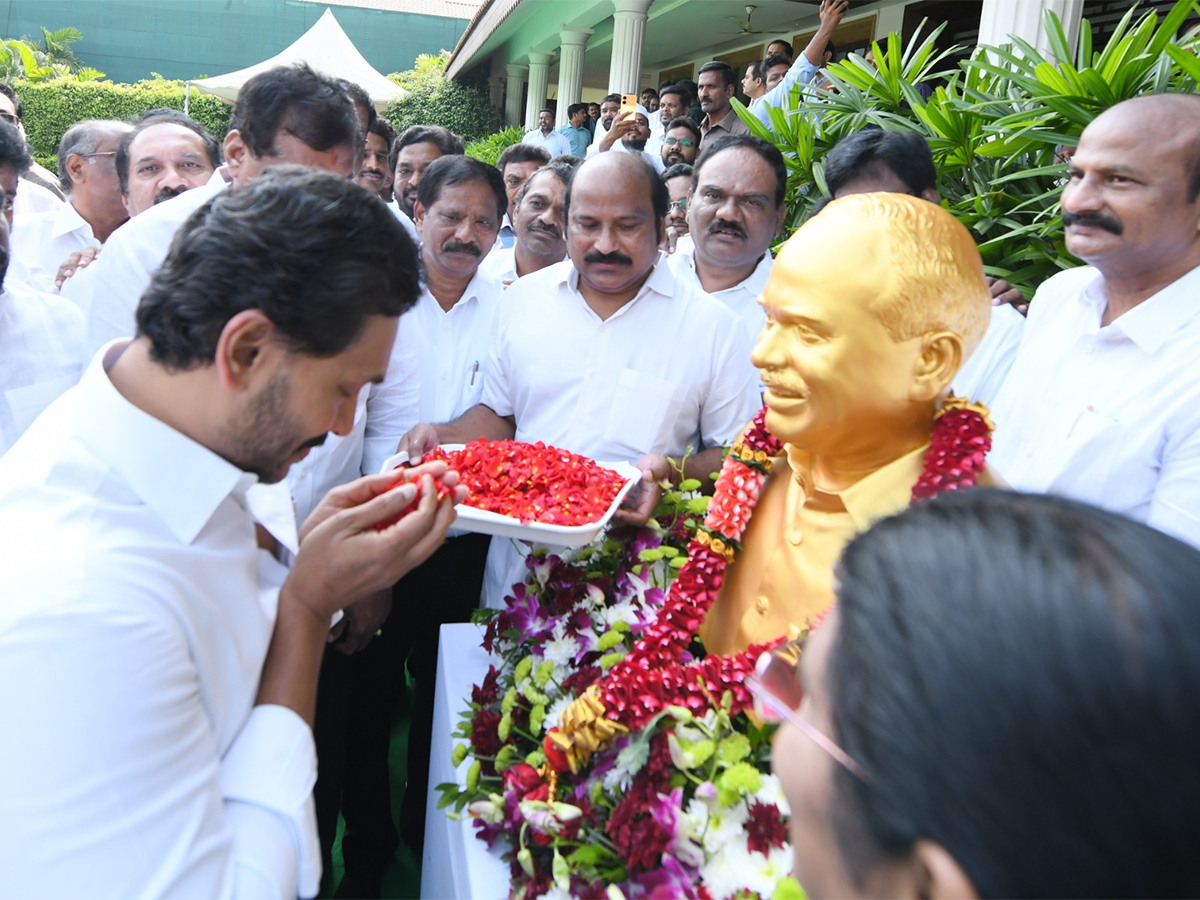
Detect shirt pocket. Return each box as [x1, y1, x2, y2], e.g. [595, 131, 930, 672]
[5, 374, 76, 436]
[603, 368, 687, 457]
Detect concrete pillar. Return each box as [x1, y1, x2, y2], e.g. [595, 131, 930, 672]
[607, 0, 653, 95]
[524, 52, 553, 130]
[557, 29, 593, 111]
[505, 64, 526, 128]
[978, 0, 1084, 59]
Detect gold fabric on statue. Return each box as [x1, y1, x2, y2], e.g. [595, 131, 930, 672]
[700, 193, 995, 655]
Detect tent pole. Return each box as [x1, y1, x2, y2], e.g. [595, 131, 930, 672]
[184, 82, 190, 115]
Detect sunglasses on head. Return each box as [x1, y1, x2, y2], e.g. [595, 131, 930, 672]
[747, 636, 869, 782]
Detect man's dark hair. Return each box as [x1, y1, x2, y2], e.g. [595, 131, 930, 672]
[547, 153, 583, 168]
[746, 60, 765, 84]
[662, 162, 693, 182]
[137, 166, 419, 370]
[564, 153, 668, 241]
[57, 119, 129, 193]
[566, 102, 588, 120]
[367, 116, 396, 151]
[641, 88, 659, 101]
[0, 120, 33, 176]
[395, 124, 464, 158]
[825, 39, 837, 60]
[827, 489, 1200, 897]
[698, 61, 736, 90]
[497, 142, 550, 174]
[693, 133, 786, 207]
[514, 160, 574, 207]
[229, 64, 360, 160]
[602, 93, 621, 106]
[664, 116, 701, 144]
[0, 82, 22, 120]
[116, 109, 222, 195]
[824, 127, 937, 200]
[660, 84, 688, 107]
[416, 154, 507, 223]
[539, 107, 554, 117]
[337, 77, 377, 133]
[767, 39, 794, 60]
[764, 53, 791, 74]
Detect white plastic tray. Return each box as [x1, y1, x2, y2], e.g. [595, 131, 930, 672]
[380, 445, 642, 548]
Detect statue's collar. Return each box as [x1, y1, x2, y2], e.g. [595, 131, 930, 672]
[784, 442, 931, 532]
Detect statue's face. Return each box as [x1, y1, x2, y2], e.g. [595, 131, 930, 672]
[751, 211, 925, 457]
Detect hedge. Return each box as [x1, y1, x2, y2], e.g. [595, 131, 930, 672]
[13, 76, 231, 170]
[384, 51, 503, 143]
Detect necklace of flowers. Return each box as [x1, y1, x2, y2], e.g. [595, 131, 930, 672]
[544, 395, 994, 775]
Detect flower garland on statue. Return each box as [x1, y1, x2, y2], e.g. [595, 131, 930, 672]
[545, 395, 994, 774]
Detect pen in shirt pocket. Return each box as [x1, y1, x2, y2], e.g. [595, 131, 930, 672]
[470, 360, 479, 386]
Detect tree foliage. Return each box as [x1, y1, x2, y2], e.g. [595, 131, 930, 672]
[14, 76, 231, 170]
[1, 26, 105, 82]
[464, 125, 522, 165]
[384, 51, 503, 143]
[735, 0, 1200, 300]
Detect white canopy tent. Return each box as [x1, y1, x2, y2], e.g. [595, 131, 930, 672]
[185, 7, 408, 114]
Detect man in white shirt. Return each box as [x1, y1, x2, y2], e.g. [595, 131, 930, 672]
[479, 160, 571, 287]
[647, 84, 688, 159]
[494, 142, 551, 250]
[391, 124, 465, 246]
[331, 156, 506, 878]
[668, 135, 784, 370]
[0, 182, 84, 454]
[750, 0, 847, 128]
[0, 167, 462, 899]
[10, 118, 132, 291]
[587, 93, 622, 153]
[116, 109, 220, 217]
[356, 117, 396, 201]
[589, 105, 665, 173]
[522, 108, 572, 157]
[395, 152, 761, 607]
[0, 81, 66, 215]
[989, 94, 1200, 548]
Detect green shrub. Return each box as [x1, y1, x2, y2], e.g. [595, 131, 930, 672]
[14, 75, 231, 170]
[384, 51, 503, 143]
[735, 0, 1200, 301]
[464, 126, 522, 165]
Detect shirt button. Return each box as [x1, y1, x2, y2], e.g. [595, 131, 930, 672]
[756, 595, 769, 614]
[788, 528, 803, 546]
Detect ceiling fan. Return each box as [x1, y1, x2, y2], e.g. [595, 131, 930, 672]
[728, 5, 763, 35]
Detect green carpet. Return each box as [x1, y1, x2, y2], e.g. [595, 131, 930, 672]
[321, 685, 423, 900]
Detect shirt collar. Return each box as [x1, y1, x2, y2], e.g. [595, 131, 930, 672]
[675, 237, 772, 297]
[1082, 263, 1200, 355]
[562, 253, 677, 307]
[75, 340, 260, 546]
[422, 266, 496, 311]
[785, 442, 928, 531]
[54, 200, 94, 241]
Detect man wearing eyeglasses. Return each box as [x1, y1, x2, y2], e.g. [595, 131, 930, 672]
[662, 163, 692, 253]
[660, 117, 699, 168]
[9, 119, 131, 292]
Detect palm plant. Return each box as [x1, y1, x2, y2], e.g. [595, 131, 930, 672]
[735, 0, 1200, 299]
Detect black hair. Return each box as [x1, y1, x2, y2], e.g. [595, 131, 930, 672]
[394, 124, 464, 158]
[337, 77, 377, 133]
[698, 61, 736, 90]
[514, 160, 574, 207]
[692, 133, 786, 207]
[662, 162, 693, 182]
[547, 153, 583, 168]
[229, 64, 360, 160]
[497, 142, 551, 174]
[564, 153, 668, 242]
[767, 38, 794, 59]
[763, 53, 791, 74]
[0, 82, 22, 119]
[660, 84, 688, 105]
[745, 60, 765, 83]
[539, 107, 554, 117]
[367, 116, 396, 151]
[602, 93, 621, 106]
[827, 490, 1200, 898]
[658, 80, 673, 94]
[57, 119, 130, 193]
[664, 116, 701, 144]
[824, 127, 937, 199]
[137, 166, 419, 370]
[825, 38, 837, 60]
[641, 88, 659, 100]
[0, 119, 32, 175]
[566, 102, 589, 119]
[116, 108, 222, 195]
[416, 154, 507, 223]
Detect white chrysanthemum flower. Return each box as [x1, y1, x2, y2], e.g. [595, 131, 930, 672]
[541, 886, 574, 900]
[601, 599, 640, 630]
[544, 694, 574, 734]
[542, 621, 581, 675]
[701, 808, 747, 855]
[741, 844, 794, 899]
[699, 841, 755, 900]
[754, 773, 791, 816]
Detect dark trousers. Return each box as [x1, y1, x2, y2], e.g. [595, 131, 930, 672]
[313, 533, 491, 896]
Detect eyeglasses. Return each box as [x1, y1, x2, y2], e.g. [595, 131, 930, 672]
[667, 198, 688, 212]
[746, 636, 870, 782]
[663, 136, 695, 148]
[0, 112, 17, 125]
[87, 151, 118, 165]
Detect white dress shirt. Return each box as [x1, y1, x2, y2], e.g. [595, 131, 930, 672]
[390, 201, 421, 247]
[9, 200, 100, 292]
[522, 128, 572, 157]
[479, 259, 760, 607]
[0, 343, 320, 898]
[989, 264, 1200, 547]
[586, 138, 665, 173]
[0, 279, 85, 454]
[13, 176, 65, 218]
[951, 302, 1024, 406]
[363, 271, 502, 476]
[750, 56, 820, 127]
[478, 246, 517, 285]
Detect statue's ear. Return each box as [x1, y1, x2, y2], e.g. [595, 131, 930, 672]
[909, 331, 963, 403]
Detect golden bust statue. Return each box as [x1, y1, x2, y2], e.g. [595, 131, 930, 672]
[700, 192, 997, 656]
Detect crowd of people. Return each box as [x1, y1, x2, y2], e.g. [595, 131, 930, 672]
[0, 2, 1199, 894]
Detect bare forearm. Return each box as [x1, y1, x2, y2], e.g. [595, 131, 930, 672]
[673, 447, 726, 490]
[255, 584, 330, 727]
[435, 404, 516, 445]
